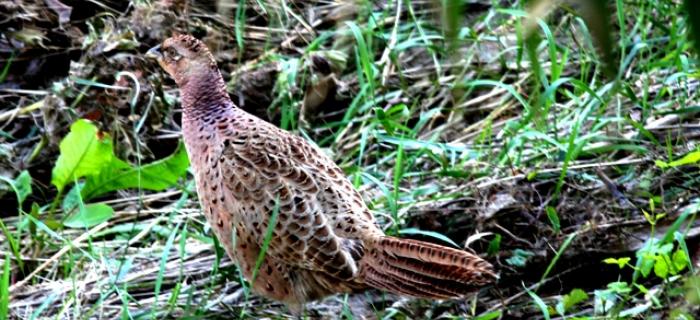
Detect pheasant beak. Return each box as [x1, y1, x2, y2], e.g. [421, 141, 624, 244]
[146, 45, 163, 60]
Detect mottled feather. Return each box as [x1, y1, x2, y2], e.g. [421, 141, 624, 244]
[150, 34, 497, 309]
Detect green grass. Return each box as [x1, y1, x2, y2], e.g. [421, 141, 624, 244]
[1, 0, 699, 319]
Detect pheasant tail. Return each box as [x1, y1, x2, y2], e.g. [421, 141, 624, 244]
[360, 236, 496, 299]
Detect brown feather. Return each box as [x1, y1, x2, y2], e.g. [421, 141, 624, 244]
[150, 34, 497, 308]
[360, 236, 497, 299]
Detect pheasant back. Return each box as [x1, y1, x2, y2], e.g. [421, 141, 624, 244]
[152, 34, 497, 310]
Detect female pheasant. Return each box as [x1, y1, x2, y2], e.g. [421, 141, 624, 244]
[147, 34, 496, 310]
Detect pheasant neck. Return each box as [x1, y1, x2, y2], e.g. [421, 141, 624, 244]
[180, 70, 234, 120]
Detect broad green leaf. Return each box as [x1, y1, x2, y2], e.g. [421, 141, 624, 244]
[672, 250, 688, 272]
[607, 281, 631, 294]
[64, 203, 114, 228]
[52, 119, 113, 192]
[638, 253, 654, 278]
[81, 143, 189, 200]
[653, 255, 669, 279]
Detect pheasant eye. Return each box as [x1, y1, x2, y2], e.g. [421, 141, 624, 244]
[165, 47, 181, 61]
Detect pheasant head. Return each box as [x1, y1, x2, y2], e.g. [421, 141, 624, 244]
[148, 34, 229, 114]
[147, 34, 219, 87]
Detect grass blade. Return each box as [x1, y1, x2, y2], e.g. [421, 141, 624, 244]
[0, 254, 9, 320]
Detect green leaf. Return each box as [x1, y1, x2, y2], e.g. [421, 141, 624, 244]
[607, 281, 631, 294]
[62, 182, 84, 214]
[653, 255, 669, 279]
[561, 288, 589, 314]
[0, 170, 32, 206]
[655, 149, 700, 168]
[64, 203, 114, 228]
[603, 257, 630, 269]
[14, 170, 32, 205]
[638, 253, 655, 278]
[81, 143, 189, 200]
[51, 119, 113, 192]
[487, 234, 502, 256]
[53, 119, 188, 203]
[672, 250, 688, 273]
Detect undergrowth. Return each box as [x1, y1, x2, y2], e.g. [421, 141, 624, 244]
[1, 0, 699, 319]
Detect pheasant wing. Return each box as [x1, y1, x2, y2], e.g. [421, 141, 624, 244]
[216, 117, 359, 280]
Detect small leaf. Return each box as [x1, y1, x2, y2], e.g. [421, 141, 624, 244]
[562, 288, 589, 312]
[14, 170, 32, 205]
[653, 255, 669, 279]
[639, 254, 655, 278]
[642, 210, 653, 224]
[0, 170, 32, 206]
[64, 203, 114, 228]
[607, 281, 631, 294]
[603, 257, 630, 269]
[52, 119, 114, 192]
[672, 250, 688, 272]
[487, 234, 502, 256]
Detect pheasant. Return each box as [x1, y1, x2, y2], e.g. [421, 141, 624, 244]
[147, 34, 496, 311]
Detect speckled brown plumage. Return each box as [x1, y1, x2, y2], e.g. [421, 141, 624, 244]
[149, 34, 497, 310]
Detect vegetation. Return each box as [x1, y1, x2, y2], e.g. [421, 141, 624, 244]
[1, 0, 699, 318]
